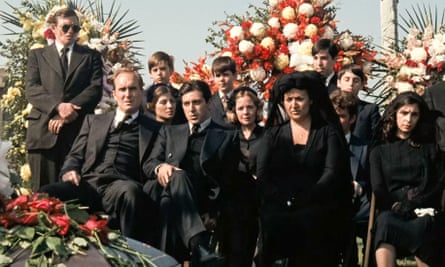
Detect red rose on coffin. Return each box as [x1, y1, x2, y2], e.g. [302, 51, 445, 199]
[28, 197, 63, 213]
[16, 211, 39, 226]
[6, 195, 29, 211]
[80, 215, 109, 243]
[50, 214, 71, 236]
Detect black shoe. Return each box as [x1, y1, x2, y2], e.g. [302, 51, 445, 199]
[191, 245, 225, 267]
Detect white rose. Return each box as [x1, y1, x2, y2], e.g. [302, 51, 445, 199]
[398, 66, 412, 78]
[269, 0, 281, 8]
[396, 82, 414, 93]
[298, 3, 314, 17]
[304, 24, 318, 38]
[250, 66, 267, 81]
[239, 40, 255, 54]
[283, 23, 298, 40]
[281, 7, 296, 20]
[339, 32, 354, 50]
[20, 164, 31, 182]
[274, 53, 290, 70]
[221, 51, 233, 57]
[435, 54, 445, 63]
[268, 17, 281, 29]
[322, 26, 334, 39]
[410, 47, 427, 62]
[299, 39, 313, 55]
[290, 53, 314, 70]
[250, 22, 266, 38]
[229, 26, 244, 40]
[260, 37, 275, 50]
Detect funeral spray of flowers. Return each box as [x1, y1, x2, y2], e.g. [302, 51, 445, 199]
[375, 5, 445, 104]
[0, 0, 141, 186]
[0, 193, 157, 266]
[172, 0, 377, 101]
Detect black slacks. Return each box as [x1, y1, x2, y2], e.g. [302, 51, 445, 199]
[39, 177, 158, 245]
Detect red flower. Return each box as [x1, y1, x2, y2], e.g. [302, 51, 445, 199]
[0, 214, 14, 228]
[16, 212, 39, 226]
[44, 28, 55, 40]
[6, 195, 29, 211]
[29, 197, 62, 214]
[80, 215, 108, 235]
[50, 214, 71, 236]
[80, 215, 109, 243]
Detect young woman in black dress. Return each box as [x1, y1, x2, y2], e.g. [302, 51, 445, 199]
[370, 92, 444, 267]
[220, 86, 264, 267]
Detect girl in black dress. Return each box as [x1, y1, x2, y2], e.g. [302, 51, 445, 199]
[220, 86, 264, 267]
[370, 92, 443, 267]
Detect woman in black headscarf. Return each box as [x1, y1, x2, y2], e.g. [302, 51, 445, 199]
[257, 71, 353, 267]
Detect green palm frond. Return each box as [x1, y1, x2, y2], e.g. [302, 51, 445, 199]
[399, 4, 445, 34]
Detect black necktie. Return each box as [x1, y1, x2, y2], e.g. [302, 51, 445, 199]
[61, 47, 69, 78]
[191, 123, 200, 135]
[115, 115, 131, 131]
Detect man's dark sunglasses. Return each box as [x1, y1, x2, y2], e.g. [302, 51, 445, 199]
[61, 24, 81, 33]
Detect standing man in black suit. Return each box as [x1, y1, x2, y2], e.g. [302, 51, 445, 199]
[144, 80, 238, 266]
[40, 67, 161, 244]
[424, 81, 445, 151]
[208, 56, 237, 128]
[312, 38, 339, 94]
[25, 8, 103, 191]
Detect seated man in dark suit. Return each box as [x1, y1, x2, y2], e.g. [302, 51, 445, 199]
[143, 80, 239, 266]
[331, 90, 370, 267]
[40, 67, 161, 245]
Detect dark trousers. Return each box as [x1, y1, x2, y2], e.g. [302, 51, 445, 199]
[40, 178, 159, 245]
[144, 170, 208, 261]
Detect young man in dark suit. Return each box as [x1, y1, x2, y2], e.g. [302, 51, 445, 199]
[25, 8, 103, 191]
[337, 64, 381, 144]
[312, 38, 339, 94]
[208, 56, 237, 128]
[40, 67, 161, 245]
[144, 80, 239, 266]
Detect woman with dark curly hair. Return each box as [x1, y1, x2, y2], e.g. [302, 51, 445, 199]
[370, 92, 444, 267]
[257, 71, 353, 267]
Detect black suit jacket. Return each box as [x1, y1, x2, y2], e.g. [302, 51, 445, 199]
[60, 111, 161, 183]
[208, 93, 234, 129]
[327, 73, 338, 94]
[25, 43, 103, 150]
[143, 121, 239, 198]
[353, 100, 380, 144]
[349, 135, 368, 188]
[424, 81, 445, 150]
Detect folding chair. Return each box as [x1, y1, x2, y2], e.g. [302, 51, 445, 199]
[363, 193, 376, 267]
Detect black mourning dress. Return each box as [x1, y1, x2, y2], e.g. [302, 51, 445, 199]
[370, 139, 443, 264]
[220, 126, 263, 267]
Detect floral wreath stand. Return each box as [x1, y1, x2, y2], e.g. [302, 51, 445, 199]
[8, 237, 180, 267]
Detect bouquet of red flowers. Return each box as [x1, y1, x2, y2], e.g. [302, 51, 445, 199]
[0, 193, 158, 267]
